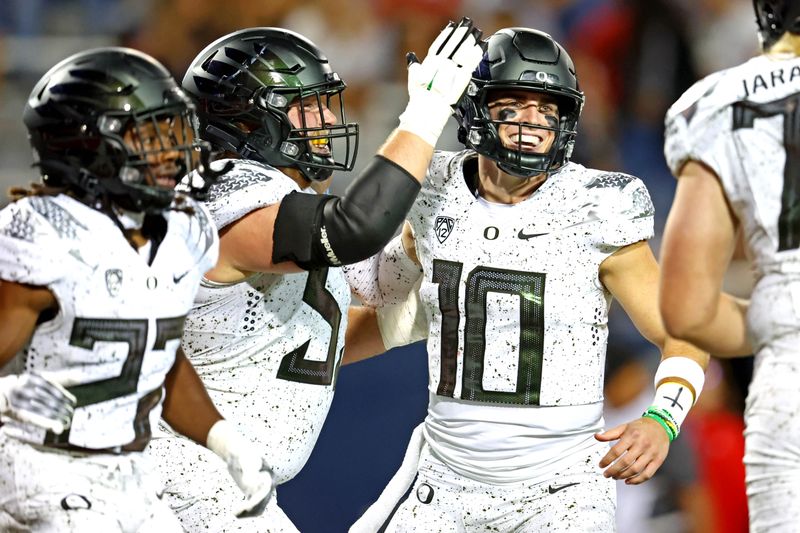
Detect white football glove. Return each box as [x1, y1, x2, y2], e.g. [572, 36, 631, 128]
[398, 17, 485, 146]
[0, 373, 76, 434]
[206, 420, 276, 519]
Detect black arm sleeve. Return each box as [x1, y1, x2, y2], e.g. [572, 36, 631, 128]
[272, 155, 421, 270]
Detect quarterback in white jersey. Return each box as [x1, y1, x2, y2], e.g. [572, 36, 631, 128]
[148, 23, 484, 532]
[660, 2, 800, 531]
[349, 28, 708, 533]
[0, 48, 274, 532]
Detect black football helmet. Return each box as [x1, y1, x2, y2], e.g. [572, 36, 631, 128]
[182, 27, 359, 182]
[753, 0, 800, 50]
[23, 47, 214, 213]
[455, 28, 584, 178]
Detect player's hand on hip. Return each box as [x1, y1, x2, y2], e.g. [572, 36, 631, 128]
[206, 420, 276, 518]
[0, 373, 76, 434]
[594, 417, 670, 485]
[398, 17, 485, 146]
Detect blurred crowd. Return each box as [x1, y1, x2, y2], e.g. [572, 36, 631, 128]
[0, 1, 758, 532]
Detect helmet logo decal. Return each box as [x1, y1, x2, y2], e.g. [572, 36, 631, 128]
[105, 268, 123, 297]
[520, 70, 561, 84]
[435, 216, 455, 244]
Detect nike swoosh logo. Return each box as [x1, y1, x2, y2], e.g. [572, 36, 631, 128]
[68, 249, 97, 269]
[173, 271, 190, 284]
[426, 72, 437, 91]
[517, 229, 548, 240]
[548, 482, 580, 494]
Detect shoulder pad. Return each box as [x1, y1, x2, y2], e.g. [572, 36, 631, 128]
[427, 150, 472, 187]
[195, 159, 300, 229]
[0, 196, 78, 285]
[585, 172, 654, 247]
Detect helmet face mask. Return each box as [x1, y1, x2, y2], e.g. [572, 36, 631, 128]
[253, 78, 358, 180]
[104, 103, 197, 194]
[456, 28, 584, 178]
[24, 48, 212, 214]
[184, 28, 359, 182]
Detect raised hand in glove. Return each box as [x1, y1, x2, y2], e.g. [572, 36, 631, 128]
[206, 419, 276, 518]
[0, 373, 76, 434]
[398, 17, 485, 147]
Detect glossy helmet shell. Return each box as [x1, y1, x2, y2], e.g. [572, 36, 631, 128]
[23, 47, 201, 213]
[182, 27, 359, 182]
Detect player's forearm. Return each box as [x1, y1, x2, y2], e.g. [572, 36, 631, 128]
[0, 281, 57, 364]
[659, 338, 709, 369]
[377, 130, 435, 183]
[663, 293, 751, 357]
[161, 348, 222, 445]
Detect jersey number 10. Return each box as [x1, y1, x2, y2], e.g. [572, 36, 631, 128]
[433, 259, 546, 406]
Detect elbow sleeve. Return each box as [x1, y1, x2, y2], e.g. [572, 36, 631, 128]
[272, 155, 421, 270]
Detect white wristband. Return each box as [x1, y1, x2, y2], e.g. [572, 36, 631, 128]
[206, 419, 239, 462]
[651, 357, 706, 428]
[397, 95, 454, 147]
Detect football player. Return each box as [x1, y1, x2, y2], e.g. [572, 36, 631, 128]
[660, 1, 800, 530]
[347, 28, 709, 532]
[146, 21, 484, 531]
[0, 48, 273, 532]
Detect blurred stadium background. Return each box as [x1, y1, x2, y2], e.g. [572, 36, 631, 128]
[0, 1, 757, 531]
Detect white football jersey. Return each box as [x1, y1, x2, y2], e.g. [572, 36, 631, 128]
[409, 150, 654, 483]
[174, 159, 350, 483]
[0, 193, 218, 450]
[664, 54, 800, 350]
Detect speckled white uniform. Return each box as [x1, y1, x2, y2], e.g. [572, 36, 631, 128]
[149, 160, 350, 532]
[0, 193, 217, 532]
[665, 54, 800, 533]
[386, 150, 653, 531]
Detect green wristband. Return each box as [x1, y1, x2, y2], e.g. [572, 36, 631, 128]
[643, 407, 678, 441]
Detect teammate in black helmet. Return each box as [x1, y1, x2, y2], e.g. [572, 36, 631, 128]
[0, 47, 273, 531]
[661, 1, 800, 530]
[182, 27, 359, 184]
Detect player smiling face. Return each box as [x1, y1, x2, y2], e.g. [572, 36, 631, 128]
[122, 115, 195, 189]
[286, 95, 338, 158]
[487, 90, 559, 155]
